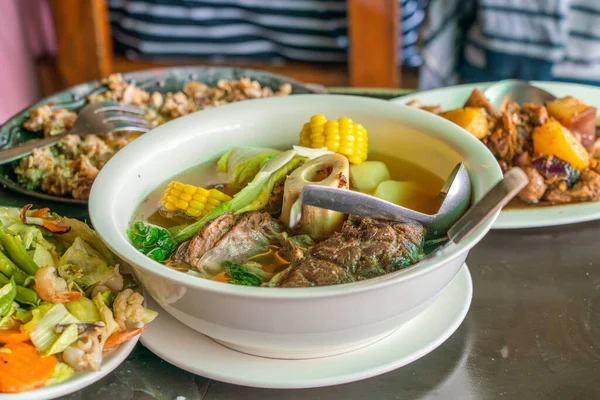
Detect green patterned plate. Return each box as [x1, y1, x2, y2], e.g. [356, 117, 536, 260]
[0, 66, 322, 206]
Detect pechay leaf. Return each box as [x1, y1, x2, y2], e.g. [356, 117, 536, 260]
[223, 261, 263, 286]
[171, 152, 305, 243]
[126, 221, 178, 263]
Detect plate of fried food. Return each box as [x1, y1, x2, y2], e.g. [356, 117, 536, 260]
[393, 81, 600, 229]
[0, 67, 320, 204]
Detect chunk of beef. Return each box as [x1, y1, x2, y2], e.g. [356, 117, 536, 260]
[192, 212, 284, 277]
[487, 114, 519, 164]
[463, 88, 499, 117]
[279, 216, 425, 288]
[544, 168, 600, 204]
[522, 104, 549, 127]
[277, 258, 354, 288]
[517, 166, 547, 203]
[172, 213, 236, 266]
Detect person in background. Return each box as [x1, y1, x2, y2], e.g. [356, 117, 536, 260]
[418, 0, 600, 90]
[108, 0, 426, 69]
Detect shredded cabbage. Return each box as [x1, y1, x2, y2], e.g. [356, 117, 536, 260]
[0, 278, 17, 317]
[58, 218, 116, 266]
[65, 297, 101, 323]
[92, 293, 119, 336]
[0, 302, 19, 329]
[21, 302, 54, 332]
[58, 237, 113, 288]
[44, 323, 79, 356]
[172, 151, 303, 242]
[217, 147, 281, 174]
[33, 245, 57, 269]
[30, 304, 80, 355]
[45, 362, 75, 386]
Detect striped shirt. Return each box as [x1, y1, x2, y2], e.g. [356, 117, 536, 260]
[108, 0, 426, 66]
[418, 0, 600, 89]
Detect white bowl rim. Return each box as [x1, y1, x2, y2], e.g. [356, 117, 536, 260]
[89, 94, 502, 300]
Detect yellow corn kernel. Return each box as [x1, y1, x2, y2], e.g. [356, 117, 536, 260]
[189, 200, 205, 210]
[298, 115, 369, 164]
[187, 208, 202, 217]
[175, 200, 189, 209]
[163, 202, 177, 212]
[160, 181, 231, 219]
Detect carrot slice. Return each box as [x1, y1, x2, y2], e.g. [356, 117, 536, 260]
[0, 329, 29, 344]
[103, 326, 146, 351]
[0, 342, 56, 393]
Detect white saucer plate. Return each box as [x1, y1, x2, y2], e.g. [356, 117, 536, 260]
[140, 264, 473, 389]
[0, 335, 139, 400]
[392, 81, 600, 229]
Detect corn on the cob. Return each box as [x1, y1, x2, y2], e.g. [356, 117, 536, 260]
[160, 182, 232, 219]
[298, 114, 368, 164]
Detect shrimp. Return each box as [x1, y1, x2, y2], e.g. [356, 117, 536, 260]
[33, 266, 81, 303]
[20, 204, 71, 233]
[62, 329, 104, 371]
[113, 289, 144, 330]
[103, 327, 146, 351]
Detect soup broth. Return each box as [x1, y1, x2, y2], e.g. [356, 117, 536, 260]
[131, 149, 445, 284]
[135, 153, 445, 227]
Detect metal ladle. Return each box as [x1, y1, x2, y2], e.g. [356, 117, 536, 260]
[482, 79, 557, 110]
[289, 166, 528, 244]
[289, 162, 471, 238]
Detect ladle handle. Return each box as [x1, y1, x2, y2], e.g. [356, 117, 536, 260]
[447, 167, 529, 244]
[291, 185, 430, 228]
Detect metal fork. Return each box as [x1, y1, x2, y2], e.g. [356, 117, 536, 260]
[0, 102, 151, 165]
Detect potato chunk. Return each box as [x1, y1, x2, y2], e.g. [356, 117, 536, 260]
[532, 120, 590, 170]
[545, 96, 597, 148]
[439, 107, 490, 139]
[374, 181, 426, 210]
[349, 161, 390, 193]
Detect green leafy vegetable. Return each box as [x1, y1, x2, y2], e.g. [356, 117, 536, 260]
[44, 323, 78, 356]
[15, 308, 32, 323]
[59, 237, 112, 288]
[216, 149, 233, 173]
[235, 156, 303, 214]
[171, 151, 304, 243]
[100, 290, 116, 308]
[58, 218, 116, 266]
[21, 302, 54, 332]
[142, 308, 159, 324]
[30, 304, 80, 355]
[92, 293, 119, 336]
[127, 221, 178, 262]
[223, 261, 263, 286]
[0, 278, 17, 317]
[33, 245, 57, 269]
[0, 302, 19, 329]
[230, 152, 282, 187]
[65, 297, 101, 323]
[45, 362, 75, 386]
[217, 147, 281, 174]
[0, 228, 39, 275]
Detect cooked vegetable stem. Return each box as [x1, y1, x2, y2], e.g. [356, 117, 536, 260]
[0, 253, 31, 287]
[0, 229, 39, 276]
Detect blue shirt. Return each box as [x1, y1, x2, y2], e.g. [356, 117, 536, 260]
[418, 0, 600, 89]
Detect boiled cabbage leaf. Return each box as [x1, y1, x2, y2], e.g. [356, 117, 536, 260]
[58, 237, 112, 288]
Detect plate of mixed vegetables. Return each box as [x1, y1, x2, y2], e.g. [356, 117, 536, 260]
[0, 205, 156, 397]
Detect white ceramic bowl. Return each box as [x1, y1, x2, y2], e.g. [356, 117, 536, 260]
[89, 95, 502, 359]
